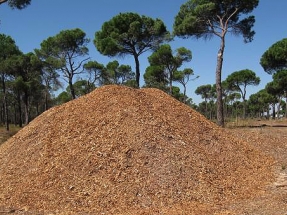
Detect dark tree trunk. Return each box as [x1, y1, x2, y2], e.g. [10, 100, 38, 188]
[277, 99, 281, 119]
[205, 99, 208, 118]
[243, 99, 247, 119]
[17, 92, 23, 127]
[183, 85, 187, 104]
[35, 102, 39, 116]
[134, 54, 140, 88]
[216, 37, 225, 127]
[169, 75, 173, 95]
[23, 90, 29, 125]
[0, 104, 3, 124]
[45, 89, 49, 111]
[272, 104, 276, 119]
[69, 78, 76, 99]
[4, 92, 9, 131]
[1, 75, 9, 131]
[14, 103, 17, 126]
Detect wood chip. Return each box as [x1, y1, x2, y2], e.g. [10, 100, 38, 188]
[0, 85, 274, 214]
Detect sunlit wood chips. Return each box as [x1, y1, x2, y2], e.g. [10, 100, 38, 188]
[0, 85, 274, 214]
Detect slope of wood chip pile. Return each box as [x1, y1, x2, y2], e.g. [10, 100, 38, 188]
[0, 85, 274, 214]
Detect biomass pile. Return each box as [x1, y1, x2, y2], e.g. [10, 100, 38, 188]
[0, 85, 273, 214]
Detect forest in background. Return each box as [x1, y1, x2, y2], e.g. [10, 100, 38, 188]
[0, 0, 287, 130]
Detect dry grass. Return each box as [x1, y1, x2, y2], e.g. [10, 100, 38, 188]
[226, 117, 287, 128]
[0, 126, 21, 145]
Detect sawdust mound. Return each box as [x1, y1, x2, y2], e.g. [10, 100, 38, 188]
[0, 85, 273, 214]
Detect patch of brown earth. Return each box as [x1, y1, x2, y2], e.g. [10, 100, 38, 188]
[0, 85, 274, 214]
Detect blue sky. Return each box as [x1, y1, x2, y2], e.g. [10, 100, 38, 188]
[0, 0, 286, 104]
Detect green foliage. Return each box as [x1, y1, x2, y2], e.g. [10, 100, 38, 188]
[0, 125, 21, 145]
[94, 12, 170, 86]
[145, 44, 192, 94]
[173, 68, 194, 82]
[106, 61, 135, 85]
[171, 86, 185, 102]
[72, 80, 95, 97]
[265, 70, 287, 117]
[0, 35, 23, 130]
[225, 69, 260, 100]
[225, 69, 260, 118]
[36, 28, 90, 99]
[248, 89, 275, 117]
[3, 52, 43, 124]
[265, 81, 283, 97]
[55, 91, 71, 105]
[36, 28, 90, 65]
[174, 0, 259, 126]
[84, 60, 106, 86]
[174, 68, 197, 103]
[273, 70, 287, 92]
[148, 44, 192, 68]
[0, 34, 21, 61]
[123, 80, 138, 88]
[95, 12, 170, 56]
[0, 0, 31, 9]
[144, 65, 168, 91]
[195, 84, 212, 100]
[195, 84, 215, 117]
[260, 38, 287, 74]
[173, 0, 258, 42]
[4, 52, 42, 85]
[84, 60, 135, 86]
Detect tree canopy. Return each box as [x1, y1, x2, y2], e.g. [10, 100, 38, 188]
[94, 12, 170, 87]
[0, 34, 22, 130]
[146, 44, 192, 95]
[174, 68, 197, 103]
[0, 0, 31, 9]
[248, 89, 273, 118]
[260, 38, 287, 74]
[173, 0, 259, 126]
[35, 28, 90, 99]
[0, 34, 21, 62]
[225, 69, 260, 118]
[271, 70, 287, 118]
[173, 0, 258, 42]
[225, 69, 260, 99]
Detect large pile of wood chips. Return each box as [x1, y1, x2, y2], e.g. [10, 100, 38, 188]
[0, 85, 274, 214]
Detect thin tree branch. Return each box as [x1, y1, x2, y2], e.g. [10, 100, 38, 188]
[73, 57, 91, 75]
[225, 8, 239, 30]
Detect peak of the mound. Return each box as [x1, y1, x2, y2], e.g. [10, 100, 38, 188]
[0, 85, 273, 214]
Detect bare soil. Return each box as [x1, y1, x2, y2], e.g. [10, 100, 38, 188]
[0, 85, 286, 214]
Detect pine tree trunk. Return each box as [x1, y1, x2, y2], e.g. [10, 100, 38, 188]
[69, 78, 76, 100]
[23, 91, 29, 125]
[169, 73, 173, 95]
[2, 77, 9, 131]
[17, 92, 23, 127]
[216, 37, 225, 127]
[134, 54, 140, 88]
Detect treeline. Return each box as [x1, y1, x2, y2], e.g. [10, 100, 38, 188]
[194, 71, 287, 122]
[1, 0, 287, 130]
[0, 32, 286, 131]
[0, 26, 192, 131]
